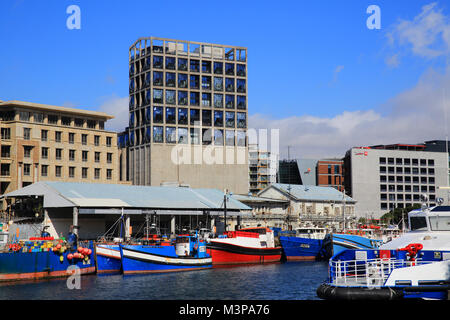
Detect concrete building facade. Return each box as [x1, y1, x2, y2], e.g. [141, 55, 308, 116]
[0, 100, 119, 210]
[125, 37, 249, 194]
[344, 144, 450, 219]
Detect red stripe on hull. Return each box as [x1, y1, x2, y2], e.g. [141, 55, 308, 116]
[0, 266, 96, 282]
[286, 256, 316, 261]
[207, 248, 281, 265]
[123, 267, 210, 275]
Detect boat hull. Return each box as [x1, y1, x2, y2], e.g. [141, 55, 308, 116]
[0, 242, 95, 282]
[95, 244, 122, 274]
[120, 245, 212, 274]
[279, 236, 324, 261]
[332, 234, 382, 256]
[206, 242, 282, 265]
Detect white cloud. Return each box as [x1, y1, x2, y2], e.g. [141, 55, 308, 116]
[249, 66, 450, 159]
[387, 2, 450, 59]
[97, 95, 128, 132]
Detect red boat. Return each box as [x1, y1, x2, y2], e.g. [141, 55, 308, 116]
[206, 227, 282, 265]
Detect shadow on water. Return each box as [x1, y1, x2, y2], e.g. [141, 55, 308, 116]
[0, 261, 328, 300]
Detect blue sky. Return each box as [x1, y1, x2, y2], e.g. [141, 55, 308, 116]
[1, 0, 450, 157]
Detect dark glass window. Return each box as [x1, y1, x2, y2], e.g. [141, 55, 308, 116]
[225, 63, 234, 75]
[214, 94, 223, 108]
[166, 57, 176, 70]
[153, 71, 163, 86]
[178, 58, 188, 71]
[178, 73, 188, 88]
[202, 110, 212, 126]
[166, 127, 176, 143]
[237, 96, 246, 109]
[214, 62, 223, 74]
[237, 79, 246, 93]
[178, 108, 188, 125]
[214, 77, 223, 91]
[225, 95, 235, 108]
[225, 78, 235, 92]
[153, 56, 163, 68]
[190, 59, 199, 72]
[190, 109, 200, 125]
[178, 128, 188, 144]
[226, 112, 235, 127]
[237, 112, 246, 128]
[214, 111, 223, 127]
[237, 64, 246, 76]
[166, 72, 176, 87]
[190, 92, 199, 106]
[178, 91, 188, 105]
[202, 61, 211, 73]
[190, 75, 199, 89]
[153, 89, 163, 104]
[202, 76, 211, 90]
[166, 90, 176, 104]
[166, 107, 176, 124]
[153, 107, 163, 123]
[153, 126, 163, 143]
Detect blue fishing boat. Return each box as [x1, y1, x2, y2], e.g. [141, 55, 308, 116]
[120, 234, 212, 274]
[95, 244, 122, 274]
[0, 236, 95, 282]
[317, 202, 450, 300]
[279, 227, 331, 261]
[331, 230, 382, 256]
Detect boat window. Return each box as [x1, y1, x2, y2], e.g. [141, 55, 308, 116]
[176, 237, 190, 243]
[409, 216, 428, 231]
[429, 216, 450, 231]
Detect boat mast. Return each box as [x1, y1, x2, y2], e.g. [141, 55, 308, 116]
[342, 188, 346, 233]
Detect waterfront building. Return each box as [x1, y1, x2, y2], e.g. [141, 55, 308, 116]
[344, 143, 450, 219]
[0, 100, 119, 211]
[125, 37, 249, 194]
[258, 183, 356, 230]
[1, 181, 251, 240]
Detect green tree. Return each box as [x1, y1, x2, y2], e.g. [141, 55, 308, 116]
[380, 204, 421, 228]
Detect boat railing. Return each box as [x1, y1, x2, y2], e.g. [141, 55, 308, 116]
[329, 258, 431, 287]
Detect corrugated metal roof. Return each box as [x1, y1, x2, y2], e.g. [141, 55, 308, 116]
[3, 181, 251, 211]
[267, 183, 355, 203]
[231, 194, 289, 203]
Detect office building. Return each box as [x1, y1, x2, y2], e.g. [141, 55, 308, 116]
[344, 143, 449, 219]
[0, 100, 119, 209]
[125, 37, 249, 194]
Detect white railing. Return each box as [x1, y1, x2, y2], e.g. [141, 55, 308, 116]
[330, 258, 430, 287]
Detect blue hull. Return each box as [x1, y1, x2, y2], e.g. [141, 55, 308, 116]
[332, 234, 382, 256]
[120, 244, 212, 274]
[279, 236, 324, 261]
[0, 242, 95, 282]
[95, 244, 121, 274]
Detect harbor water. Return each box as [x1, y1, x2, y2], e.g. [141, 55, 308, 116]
[0, 261, 328, 300]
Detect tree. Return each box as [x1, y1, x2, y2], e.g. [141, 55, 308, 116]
[380, 204, 421, 228]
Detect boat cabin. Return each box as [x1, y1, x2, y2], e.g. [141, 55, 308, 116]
[175, 235, 208, 258]
[408, 206, 450, 232]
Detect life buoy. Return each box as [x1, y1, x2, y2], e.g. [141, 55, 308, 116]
[8, 243, 21, 252]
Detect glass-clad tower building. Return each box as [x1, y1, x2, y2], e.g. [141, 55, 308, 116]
[124, 37, 249, 193]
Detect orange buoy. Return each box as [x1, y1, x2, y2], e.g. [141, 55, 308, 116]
[83, 248, 89, 255]
[77, 247, 83, 253]
[87, 249, 92, 255]
[67, 253, 73, 260]
[56, 244, 61, 249]
[80, 254, 84, 259]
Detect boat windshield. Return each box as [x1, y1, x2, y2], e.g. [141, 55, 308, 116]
[176, 237, 190, 243]
[410, 216, 428, 231]
[429, 216, 450, 231]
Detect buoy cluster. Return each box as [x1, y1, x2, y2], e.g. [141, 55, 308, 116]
[67, 247, 92, 261]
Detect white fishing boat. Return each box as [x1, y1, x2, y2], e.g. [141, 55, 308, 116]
[317, 197, 450, 300]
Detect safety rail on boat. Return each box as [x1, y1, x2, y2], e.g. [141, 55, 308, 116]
[329, 258, 431, 287]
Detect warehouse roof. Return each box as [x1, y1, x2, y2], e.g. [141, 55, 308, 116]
[259, 183, 356, 203]
[2, 182, 251, 214]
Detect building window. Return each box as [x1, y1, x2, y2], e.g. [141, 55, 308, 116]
[202, 128, 212, 145]
[166, 127, 176, 144]
[190, 59, 199, 72]
[94, 135, 100, 146]
[214, 77, 223, 91]
[153, 107, 163, 123]
[24, 146, 33, 158]
[214, 62, 223, 74]
[178, 73, 188, 88]
[106, 137, 112, 147]
[69, 167, 75, 178]
[225, 95, 235, 108]
[41, 165, 48, 177]
[61, 116, 71, 126]
[153, 126, 163, 143]
[55, 148, 62, 160]
[107, 152, 113, 163]
[24, 128, 31, 140]
[178, 108, 188, 125]
[178, 128, 188, 144]
[237, 112, 246, 128]
[214, 111, 223, 127]
[214, 94, 224, 108]
[225, 63, 234, 75]
[34, 113, 44, 123]
[166, 57, 176, 70]
[82, 151, 88, 162]
[153, 89, 163, 104]
[41, 147, 48, 159]
[178, 58, 188, 71]
[190, 109, 200, 125]
[1, 164, 10, 176]
[225, 130, 235, 146]
[202, 76, 211, 90]
[237, 79, 246, 93]
[82, 167, 88, 179]
[1, 146, 10, 158]
[202, 93, 211, 107]
[226, 112, 235, 128]
[214, 129, 224, 145]
[75, 118, 84, 127]
[55, 166, 62, 177]
[1, 128, 11, 139]
[190, 128, 200, 145]
[106, 169, 112, 180]
[95, 152, 101, 163]
[55, 131, 62, 143]
[81, 134, 87, 145]
[202, 60, 211, 73]
[69, 132, 75, 144]
[23, 164, 31, 176]
[69, 150, 75, 161]
[202, 110, 212, 126]
[190, 92, 199, 106]
[236, 131, 246, 146]
[166, 107, 176, 124]
[225, 78, 235, 92]
[19, 111, 31, 121]
[153, 55, 163, 69]
[237, 64, 246, 76]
